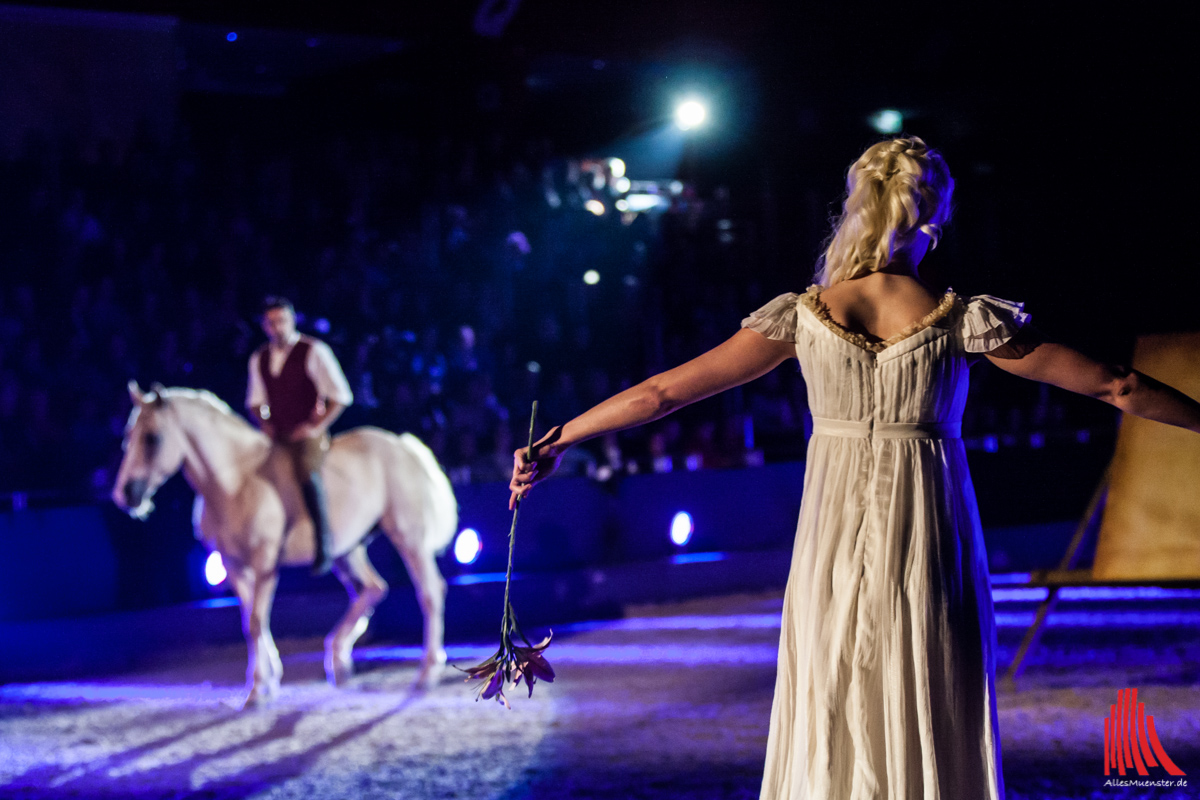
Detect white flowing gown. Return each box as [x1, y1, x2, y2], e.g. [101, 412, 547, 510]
[742, 284, 1030, 800]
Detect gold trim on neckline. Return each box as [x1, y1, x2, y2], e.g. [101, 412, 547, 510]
[800, 285, 958, 354]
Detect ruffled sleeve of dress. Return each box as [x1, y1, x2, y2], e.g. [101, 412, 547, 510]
[740, 292, 801, 343]
[960, 293, 1032, 353]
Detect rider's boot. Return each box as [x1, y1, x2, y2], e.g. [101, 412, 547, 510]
[303, 475, 334, 577]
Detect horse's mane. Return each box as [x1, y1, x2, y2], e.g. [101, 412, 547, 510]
[159, 387, 238, 419]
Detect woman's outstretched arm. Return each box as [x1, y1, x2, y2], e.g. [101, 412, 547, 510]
[984, 327, 1200, 433]
[508, 328, 797, 507]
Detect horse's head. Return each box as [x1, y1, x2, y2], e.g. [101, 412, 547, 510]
[112, 381, 187, 519]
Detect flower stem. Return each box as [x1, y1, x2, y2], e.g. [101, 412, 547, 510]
[502, 401, 538, 638]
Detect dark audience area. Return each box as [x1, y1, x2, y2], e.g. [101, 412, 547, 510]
[0, 118, 1112, 499]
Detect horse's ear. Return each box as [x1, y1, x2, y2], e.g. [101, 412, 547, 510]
[128, 380, 145, 405]
[149, 382, 167, 406]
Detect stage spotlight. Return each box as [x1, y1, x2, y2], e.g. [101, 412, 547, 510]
[454, 529, 482, 565]
[583, 270, 601, 285]
[670, 511, 694, 546]
[585, 199, 606, 216]
[226, 31, 238, 42]
[615, 199, 630, 212]
[675, 99, 708, 131]
[526, 361, 541, 373]
[608, 158, 626, 178]
[868, 109, 903, 134]
[204, 551, 227, 586]
[614, 176, 631, 193]
[624, 193, 668, 213]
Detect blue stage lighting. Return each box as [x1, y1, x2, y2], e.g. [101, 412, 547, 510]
[868, 109, 903, 134]
[454, 529, 482, 565]
[669, 512, 694, 546]
[675, 99, 708, 131]
[204, 551, 227, 586]
[226, 32, 238, 42]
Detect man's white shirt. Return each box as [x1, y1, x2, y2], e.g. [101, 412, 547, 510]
[246, 333, 354, 411]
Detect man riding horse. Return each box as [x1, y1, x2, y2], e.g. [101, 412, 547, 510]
[246, 297, 353, 576]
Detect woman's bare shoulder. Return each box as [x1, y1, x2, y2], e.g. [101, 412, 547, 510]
[811, 275, 952, 343]
[820, 275, 942, 315]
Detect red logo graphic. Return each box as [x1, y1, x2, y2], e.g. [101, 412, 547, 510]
[1104, 688, 1185, 777]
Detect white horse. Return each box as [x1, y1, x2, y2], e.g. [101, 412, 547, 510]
[112, 381, 457, 707]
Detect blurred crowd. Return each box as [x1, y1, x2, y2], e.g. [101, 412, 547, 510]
[0, 122, 1101, 498]
[0, 122, 813, 496]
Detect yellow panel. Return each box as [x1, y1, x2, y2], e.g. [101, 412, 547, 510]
[1093, 332, 1200, 580]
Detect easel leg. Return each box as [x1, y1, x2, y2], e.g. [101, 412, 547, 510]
[1001, 467, 1109, 686]
[1004, 586, 1059, 683]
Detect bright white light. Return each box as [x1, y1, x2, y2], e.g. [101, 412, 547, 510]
[624, 193, 669, 213]
[583, 270, 601, 285]
[454, 529, 482, 565]
[669, 512, 694, 546]
[608, 158, 626, 178]
[675, 99, 708, 131]
[869, 109, 903, 134]
[585, 199, 606, 216]
[615, 199, 630, 212]
[614, 176, 631, 193]
[204, 551, 227, 586]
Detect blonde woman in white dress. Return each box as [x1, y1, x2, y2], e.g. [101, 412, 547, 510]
[509, 136, 1200, 799]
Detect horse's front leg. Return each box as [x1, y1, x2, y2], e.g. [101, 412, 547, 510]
[325, 544, 389, 687]
[228, 562, 283, 708]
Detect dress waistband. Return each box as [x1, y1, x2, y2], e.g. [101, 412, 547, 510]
[811, 415, 961, 440]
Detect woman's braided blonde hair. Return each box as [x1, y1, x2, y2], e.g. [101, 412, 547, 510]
[814, 136, 955, 286]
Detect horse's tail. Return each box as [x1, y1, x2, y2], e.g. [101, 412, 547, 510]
[397, 432, 458, 555]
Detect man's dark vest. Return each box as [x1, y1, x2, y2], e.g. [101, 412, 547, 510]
[258, 338, 319, 442]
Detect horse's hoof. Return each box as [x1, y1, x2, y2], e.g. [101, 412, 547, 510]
[326, 657, 354, 688]
[241, 688, 274, 710]
[414, 660, 445, 691]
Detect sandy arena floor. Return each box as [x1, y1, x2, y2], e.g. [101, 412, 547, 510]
[1, 590, 1198, 800]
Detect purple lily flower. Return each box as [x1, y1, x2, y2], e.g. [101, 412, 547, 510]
[511, 633, 555, 697]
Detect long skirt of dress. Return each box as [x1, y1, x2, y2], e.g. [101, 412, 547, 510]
[759, 433, 1004, 800]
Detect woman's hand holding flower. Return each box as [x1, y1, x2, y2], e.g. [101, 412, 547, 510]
[509, 425, 566, 509]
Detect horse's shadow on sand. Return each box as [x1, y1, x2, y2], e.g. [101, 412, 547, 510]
[1, 684, 427, 800]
